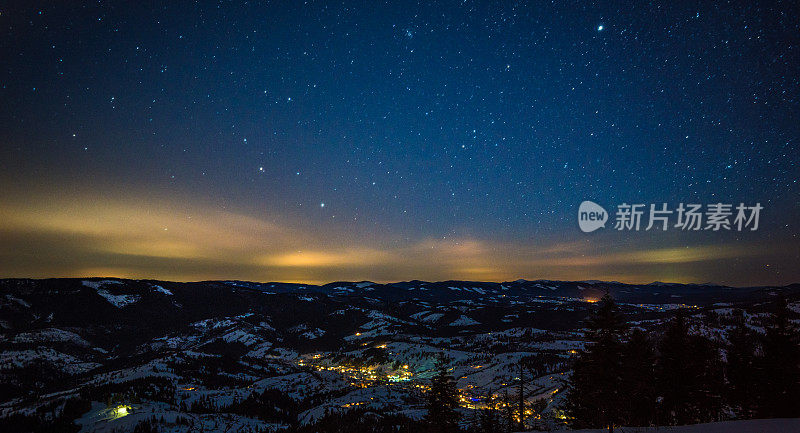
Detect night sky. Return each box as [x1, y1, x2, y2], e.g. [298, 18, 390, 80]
[1, 1, 798, 286]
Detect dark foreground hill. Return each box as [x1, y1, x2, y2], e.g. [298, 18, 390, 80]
[1, 277, 798, 432]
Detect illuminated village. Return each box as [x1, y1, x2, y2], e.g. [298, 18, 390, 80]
[1, 278, 797, 432]
[3, 0, 799, 431]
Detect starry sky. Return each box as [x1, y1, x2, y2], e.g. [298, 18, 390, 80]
[1, 1, 798, 286]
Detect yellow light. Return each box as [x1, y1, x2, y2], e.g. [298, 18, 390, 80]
[109, 405, 132, 420]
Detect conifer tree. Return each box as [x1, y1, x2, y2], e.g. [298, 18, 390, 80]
[656, 311, 723, 425]
[425, 353, 461, 433]
[619, 329, 657, 426]
[516, 363, 526, 431]
[726, 310, 760, 418]
[759, 297, 800, 418]
[474, 390, 501, 433]
[565, 294, 626, 432]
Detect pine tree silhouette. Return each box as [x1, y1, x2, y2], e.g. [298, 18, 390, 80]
[502, 390, 514, 433]
[656, 311, 723, 425]
[565, 294, 626, 432]
[619, 329, 657, 426]
[759, 297, 800, 418]
[516, 363, 526, 431]
[424, 353, 461, 433]
[726, 310, 760, 418]
[474, 389, 501, 433]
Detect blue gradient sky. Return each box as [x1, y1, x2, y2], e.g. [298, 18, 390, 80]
[1, 1, 798, 285]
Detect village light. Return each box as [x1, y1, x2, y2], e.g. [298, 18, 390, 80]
[109, 405, 132, 420]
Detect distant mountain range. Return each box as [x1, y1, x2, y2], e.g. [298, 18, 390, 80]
[1, 277, 798, 432]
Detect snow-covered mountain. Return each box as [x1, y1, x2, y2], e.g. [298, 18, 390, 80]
[0, 278, 798, 432]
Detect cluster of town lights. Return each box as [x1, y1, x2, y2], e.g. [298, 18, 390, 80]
[297, 356, 413, 384]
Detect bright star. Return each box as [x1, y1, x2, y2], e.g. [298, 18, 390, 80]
[597, 25, 604, 31]
[320, 202, 325, 208]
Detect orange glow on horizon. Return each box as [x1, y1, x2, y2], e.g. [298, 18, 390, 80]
[0, 192, 789, 286]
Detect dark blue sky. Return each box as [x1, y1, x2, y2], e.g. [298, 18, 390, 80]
[1, 1, 798, 285]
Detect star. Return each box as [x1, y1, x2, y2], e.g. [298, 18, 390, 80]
[1, 0, 795, 286]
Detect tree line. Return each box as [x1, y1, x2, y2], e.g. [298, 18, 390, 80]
[566, 294, 800, 432]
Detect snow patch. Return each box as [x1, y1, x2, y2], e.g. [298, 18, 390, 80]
[83, 280, 140, 307]
[82, 279, 123, 289]
[151, 284, 173, 295]
[449, 315, 480, 326]
[5, 294, 31, 308]
[96, 289, 140, 308]
[301, 328, 326, 339]
[410, 311, 444, 323]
